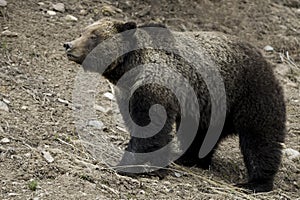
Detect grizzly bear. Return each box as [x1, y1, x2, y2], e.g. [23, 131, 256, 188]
[64, 18, 286, 193]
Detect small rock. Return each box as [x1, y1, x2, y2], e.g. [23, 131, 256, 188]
[116, 126, 127, 133]
[37, 2, 45, 6]
[2, 98, 10, 104]
[88, 120, 104, 130]
[1, 30, 18, 37]
[52, 3, 65, 12]
[0, 101, 9, 112]
[21, 106, 28, 110]
[174, 172, 182, 178]
[24, 153, 31, 158]
[286, 82, 298, 88]
[263, 45, 274, 52]
[283, 148, 300, 160]
[94, 104, 111, 113]
[57, 98, 69, 105]
[47, 10, 57, 16]
[101, 5, 116, 16]
[42, 151, 54, 163]
[0, 138, 10, 144]
[43, 92, 53, 97]
[7, 193, 20, 197]
[0, 126, 4, 133]
[103, 92, 115, 100]
[0, 0, 7, 7]
[79, 9, 88, 16]
[11, 155, 22, 160]
[65, 14, 78, 22]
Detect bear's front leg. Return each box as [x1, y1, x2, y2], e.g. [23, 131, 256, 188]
[117, 88, 178, 174]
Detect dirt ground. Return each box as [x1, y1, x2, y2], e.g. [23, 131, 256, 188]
[0, 0, 299, 199]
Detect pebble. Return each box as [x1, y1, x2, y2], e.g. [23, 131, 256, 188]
[7, 193, 20, 197]
[52, 3, 65, 12]
[283, 148, 300, 160]
[88, 120, 104, 130]
[0, 101, 9, 112]
[94, 104, 111, 113]
[0, 138, 10, 144]
[42, 151, 54, 163]
[103, 92, 115, 100]
[24, 153, 31, 158]
[0, 126, 4, 133]
[1, 30, 18, 37]
[79, 9, 88, 16]
[65, 14, 78, 22]
[37, 2, 45, 6]
[286, 82, 298, 88]
[174, 172, 182, 178]
[0, 0, 7, 7]
[263, 45, 274, 52]
[57, 98, 69, 105]
[2, 98, 10, 104]
[21, 106, 28, 110]
[47, 10, 56, 16]
[101, 5, 116, 16]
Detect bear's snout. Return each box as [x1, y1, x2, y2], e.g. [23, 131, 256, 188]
[63, 42, 73, 51]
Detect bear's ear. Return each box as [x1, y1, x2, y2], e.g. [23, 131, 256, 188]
[114, 21, 137, 33]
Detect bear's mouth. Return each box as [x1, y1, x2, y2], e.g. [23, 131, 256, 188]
[67, 53, 79, 59]
[66, 52, 84, 64]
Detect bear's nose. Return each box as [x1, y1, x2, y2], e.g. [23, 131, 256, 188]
[63, 42, 73, 51]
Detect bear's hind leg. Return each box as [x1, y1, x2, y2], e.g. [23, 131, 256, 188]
[235, 103, 285, 192]
[238, 132, 283, 192]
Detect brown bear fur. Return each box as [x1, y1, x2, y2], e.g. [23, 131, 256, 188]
[65, 18, 286, 193]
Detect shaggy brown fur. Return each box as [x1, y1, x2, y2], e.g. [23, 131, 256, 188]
[64, 18, 286, 193]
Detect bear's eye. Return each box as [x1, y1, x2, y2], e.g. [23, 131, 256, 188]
[90, 34, 98, 40]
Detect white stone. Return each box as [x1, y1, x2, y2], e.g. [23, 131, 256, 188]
[0, 0, 7, 7]
[79, 9, 88, 16]
[103, 92, 115, 100]
[47, 10, 57, 16]
[174, 172, 182, 177]
[21, 106, 28, 110]
[52, 3, 65, 12]
[283, 148, 300, 160]
[24, 153, 31, 158]
[57, 98, 69, 105]
[0, 101, 9, 112]
[65, 15, 78, 22]
[1, 30, 18, 37]
[3, 98, 10, 104]
[263, 45, 274, 52]
[0, 138, 10, 144]
[88, 120, 104, 130]
[94, 104, 111, 113]
[42, 151, 54, 163]
[37, 2, 45, 6]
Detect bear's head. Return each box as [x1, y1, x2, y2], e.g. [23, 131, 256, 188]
[64, 18, 137, 64]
